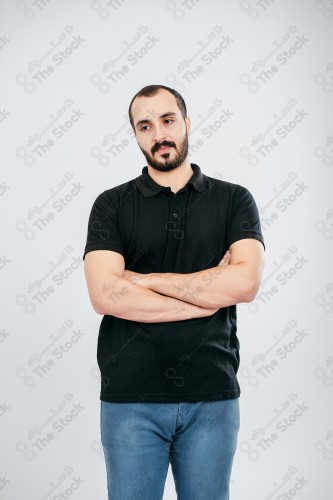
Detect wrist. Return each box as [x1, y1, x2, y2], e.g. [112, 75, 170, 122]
[150, 273, 167, 291]
[148, 273, 173, 295]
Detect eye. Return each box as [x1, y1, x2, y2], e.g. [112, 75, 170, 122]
[164, 119, 174, 125]
[140, 125, 150, 131]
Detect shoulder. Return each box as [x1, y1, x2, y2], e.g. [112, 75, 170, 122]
[93, 178, 136, 206]
[205, 175, 251, 199]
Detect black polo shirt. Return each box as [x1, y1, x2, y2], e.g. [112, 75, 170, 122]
[83, 163, 265, 403]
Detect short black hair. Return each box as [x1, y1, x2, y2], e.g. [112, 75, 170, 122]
[128, 84, 187, 131]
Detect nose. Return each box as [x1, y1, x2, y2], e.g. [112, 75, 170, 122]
[152, 123, 166, 144]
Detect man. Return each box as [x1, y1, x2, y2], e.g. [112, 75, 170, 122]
[83, 84, 265, 500]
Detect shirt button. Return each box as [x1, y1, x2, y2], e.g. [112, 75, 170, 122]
[172, 213, 178, 218]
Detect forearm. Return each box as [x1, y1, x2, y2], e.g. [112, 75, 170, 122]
[91, 273, 218, 322]
[140, 264, 254, 309]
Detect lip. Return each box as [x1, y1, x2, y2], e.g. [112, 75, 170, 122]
[157, 146, 171, 153]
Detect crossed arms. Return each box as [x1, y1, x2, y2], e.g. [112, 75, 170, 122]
[84, 238, 265, 323]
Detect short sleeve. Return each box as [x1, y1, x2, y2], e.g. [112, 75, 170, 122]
[226, 185, 265, 251]
[82, 191, 125, 260]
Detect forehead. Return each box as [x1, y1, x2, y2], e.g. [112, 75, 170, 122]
[131, 89, 179, 121]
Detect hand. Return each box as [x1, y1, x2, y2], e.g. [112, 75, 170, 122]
[123, 269, 143, 284]
[123, 269, 139, 279]
[218, 249, 231, 267]
[122, 269, 156, 287]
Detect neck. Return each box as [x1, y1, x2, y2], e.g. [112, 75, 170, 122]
[147, 159, 193, 194]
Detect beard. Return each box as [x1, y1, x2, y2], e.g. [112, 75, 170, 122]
[138, 130, 189, 172]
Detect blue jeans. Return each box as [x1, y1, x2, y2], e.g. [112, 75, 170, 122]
[100, 397, 240, 500]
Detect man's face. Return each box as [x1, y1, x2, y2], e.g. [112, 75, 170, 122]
[131, 89, 191, 172]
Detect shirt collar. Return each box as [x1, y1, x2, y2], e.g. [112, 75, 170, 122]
[134, 163, 207, 198]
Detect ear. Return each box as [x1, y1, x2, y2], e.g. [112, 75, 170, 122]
[185, 116, 191, 135]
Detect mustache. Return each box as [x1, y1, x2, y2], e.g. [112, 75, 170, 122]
[151, 141, 176, 155]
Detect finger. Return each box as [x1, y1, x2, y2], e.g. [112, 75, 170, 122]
[218, 250, 230, 265]
[128, 276, 139, 284]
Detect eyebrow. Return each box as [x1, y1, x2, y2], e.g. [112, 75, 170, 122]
[135, 112, 177, 129]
